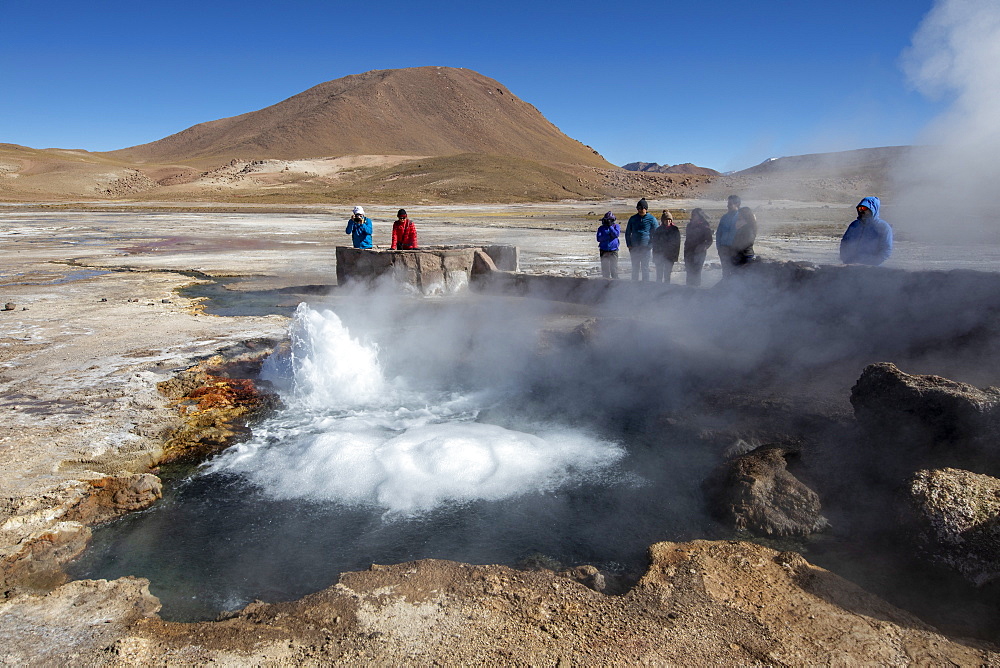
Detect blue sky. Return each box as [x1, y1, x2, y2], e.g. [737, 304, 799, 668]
[0, 0, 945, 171]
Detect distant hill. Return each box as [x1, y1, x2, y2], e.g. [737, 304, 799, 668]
[622, 161, 719, 176]
[705, 146, 920, 203]
[108, 67, 611, 169]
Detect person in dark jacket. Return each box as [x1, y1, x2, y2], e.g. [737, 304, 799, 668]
[715, 195, 741, 277]
[731, 207, 758, 267]
[684, 208, 714, 286]
[625, 198, 657, 281]
[651, 209, 681, 283]
[345, 206, 373, 249]
[840, 196, 892, 265]
[595, 211, 620, 279]
[390, 208, 418, 250]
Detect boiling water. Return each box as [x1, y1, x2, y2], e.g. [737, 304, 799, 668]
[71, 303, 720, 620]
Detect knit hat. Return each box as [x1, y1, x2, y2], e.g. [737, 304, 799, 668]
[352, 206, 365, 215]
[601, 211, 616, 223]
[397, 208, 407, 217]
[661, 210, 673, 221]
[637, 198, 649, 210]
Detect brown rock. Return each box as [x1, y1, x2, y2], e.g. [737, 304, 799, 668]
[704, 444, 829, 537]
[909, 468, 1000, 586]
[63, 474, 162, 526]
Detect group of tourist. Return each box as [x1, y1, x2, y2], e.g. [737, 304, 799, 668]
[344, 194, 894, 284]
[597, 194, 893, 285]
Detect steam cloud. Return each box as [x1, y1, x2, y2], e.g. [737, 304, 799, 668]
[894, 0, 1000, 240]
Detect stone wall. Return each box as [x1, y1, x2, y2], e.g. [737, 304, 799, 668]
[335, 244, 517, 295]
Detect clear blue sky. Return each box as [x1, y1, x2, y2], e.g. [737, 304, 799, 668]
[0, 0, 944, 171]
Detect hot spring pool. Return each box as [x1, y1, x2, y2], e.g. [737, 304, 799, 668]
[68, 303, 723, 620]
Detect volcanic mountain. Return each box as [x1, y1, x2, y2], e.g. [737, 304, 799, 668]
[110, 67, 610, 168]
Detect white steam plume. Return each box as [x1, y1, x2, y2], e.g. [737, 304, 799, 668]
[894, 0, 1000, 240]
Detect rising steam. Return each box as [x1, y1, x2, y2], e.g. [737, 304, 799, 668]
[894, 0, 1000, 240]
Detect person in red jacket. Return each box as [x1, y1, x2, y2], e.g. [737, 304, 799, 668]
[390, 209, 418, 250]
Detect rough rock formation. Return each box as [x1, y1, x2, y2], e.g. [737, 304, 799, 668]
[4, 541, 993, 664]
[156, 349, 280, 465]
[622, 161, 720, 176]
[1, 475, 162, 596]
[336, 245, 517, 295]
[909, 468, 1000, 586]
[704, 444, 829, 537]
[850, 362, 1000, 474]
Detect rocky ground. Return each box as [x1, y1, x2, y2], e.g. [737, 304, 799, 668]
[1, 202, 999, 664]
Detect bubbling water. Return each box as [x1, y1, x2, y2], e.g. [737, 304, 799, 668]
[207, 303, 625, 515]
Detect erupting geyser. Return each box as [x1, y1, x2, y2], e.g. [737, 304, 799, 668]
[209, 304, 625, 515]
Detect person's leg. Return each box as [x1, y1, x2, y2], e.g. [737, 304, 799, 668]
[664, 261, 674, 283]
[600, 251, 611, 278]
[640, 247, 651, 281]
[655, 258, 665, 282]
[609, 251, 619, 279]
[630, 250, 640, 280]
[718, 247, 733, 278]
[686, 256, 703, 286]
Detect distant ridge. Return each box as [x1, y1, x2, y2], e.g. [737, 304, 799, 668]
[705, 146, 920, 202]
[733, 146, 914, 177]
[108, 67, 611, 168]
[622, 161, 719, 176]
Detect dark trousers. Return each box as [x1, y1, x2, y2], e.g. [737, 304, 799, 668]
[685, 252, 706, 286]
[629, 246, 652, 281]
[655, 259, 674, 283]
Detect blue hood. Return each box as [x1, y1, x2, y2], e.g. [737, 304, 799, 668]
[857, 196, 881, 220]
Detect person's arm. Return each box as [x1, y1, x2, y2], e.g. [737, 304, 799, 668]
[346, 220, 355, 235]
[668, 227, 681, 261]
[390, 223, 399, 249]
[840, 224, 855, 264]
[877, 223, 893, 264]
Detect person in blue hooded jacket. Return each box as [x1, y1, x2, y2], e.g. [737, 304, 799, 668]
[345, 205, 373, 249]
[625, 198, 657, 281]
[840, 196, 892, 265]
[595, 211, 620, 279]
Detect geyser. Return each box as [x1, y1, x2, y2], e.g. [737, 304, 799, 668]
[209, 304, 625, 515]
[71, 301, 722, 621]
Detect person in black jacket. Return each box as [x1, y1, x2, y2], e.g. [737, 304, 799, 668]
[684, 208, 714, 286]
[731, 207, 758, 267]
[651, 209, 681, 283]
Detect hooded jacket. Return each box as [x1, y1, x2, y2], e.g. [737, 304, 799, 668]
[391, 217, 418, 250]
[596, 221, 620, 251]
[346, 216, 373, 249]
[840, 196, 893, 265]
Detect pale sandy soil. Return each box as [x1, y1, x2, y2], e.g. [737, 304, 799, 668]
[1, 202, 998, 664]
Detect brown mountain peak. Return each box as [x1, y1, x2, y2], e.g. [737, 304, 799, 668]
[109, 66, 610, 168]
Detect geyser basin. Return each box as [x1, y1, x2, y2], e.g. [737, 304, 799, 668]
[69, 302, 721, 621]
[69, 266, 1000, 639]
